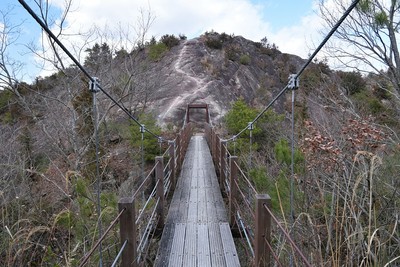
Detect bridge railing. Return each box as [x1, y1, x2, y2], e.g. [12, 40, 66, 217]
[205, 124, 311, 267]
[78, 123, 193, 267]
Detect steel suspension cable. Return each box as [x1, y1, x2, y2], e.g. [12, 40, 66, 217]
[295, 0, 360, 78]
[18, 0, 170, 143]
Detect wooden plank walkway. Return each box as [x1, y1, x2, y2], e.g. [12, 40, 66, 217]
[155, 135, 240, 267]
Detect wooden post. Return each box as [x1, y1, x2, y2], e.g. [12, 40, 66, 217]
[220, 140, 227, 187]
[186, 105, 190, 124]
[205, 104, 210, 123]
[211, 128, 216, 163]
[155, 156, 165, 229]
[254, 194, 271, 267]
[175, 133, 181, 173]
[181, 128, 186, 161]
[183, 125, 189, 154]
[118, 197, 137, 267]
[169, 140, 176, 190]
[205, 124, 210, 145]
[229, 156, 238, 227]
[215, 135, 220, 173]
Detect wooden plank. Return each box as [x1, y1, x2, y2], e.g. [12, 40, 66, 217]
[206, 196, 217, 223]
[155, 223, 175, 265]
[203, 169, 212, 188]
[198, 193, 207, 223]
[183, 223, 197, 266]
[177, 175, 189, 222]
[187, 187, 198, 223]
[209, 223, 226, 267]
[156, 135, 240, 267]
[197, 223, 212, 267]
[167, 223, 186, 267]
[220, 223, 241, 267]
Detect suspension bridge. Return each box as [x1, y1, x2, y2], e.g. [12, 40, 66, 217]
[17, 0, 362, 266]
[76, 104, 311, 267]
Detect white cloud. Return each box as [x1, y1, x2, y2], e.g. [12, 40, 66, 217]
[35, 0, 328, 77]
[61, 0, 272, 41]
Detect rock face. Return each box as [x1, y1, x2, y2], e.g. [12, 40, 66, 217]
[149, 32, 305, 127]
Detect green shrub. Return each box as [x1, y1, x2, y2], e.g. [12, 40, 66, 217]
[338, 70, 366, 95]
[33, 153, 50, 172]
[353, 91, 385, 115]
[160, 34, 180, 49]
[372, 82, 392, 100]
[130, 113, 162, 162]
[220, 32, 233, 42]
[148, 42, 168, 61]
[205, 38, 223, 49]
[225, 44, 239, 61]
[249, 168, 300, 213]
[302, 67, 323, 93]
[249, 167, 269, 192]
[225, 98, 260, 135]
[2, 111, 13, 124]
[274, 139, 304, 173]
[0, 89, 13, 111]
[239, 54, 250, 65]
[224, 98, 284, 156]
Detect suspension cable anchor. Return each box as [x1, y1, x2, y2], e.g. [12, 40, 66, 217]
[89, 77, 100, 93]
[288, 74, 299, 90]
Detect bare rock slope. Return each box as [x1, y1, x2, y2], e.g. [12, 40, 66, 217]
[150, 33, 305, 126]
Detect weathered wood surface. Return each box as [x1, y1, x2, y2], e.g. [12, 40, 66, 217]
[155, 135, 240, 267]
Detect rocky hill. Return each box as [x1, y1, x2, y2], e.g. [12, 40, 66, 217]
[150, 32, 304, 125]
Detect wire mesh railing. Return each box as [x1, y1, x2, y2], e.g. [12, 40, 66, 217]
[205, 124, 312, 266]
[262, 203, 312, 267]
[77, 122, 193, 267]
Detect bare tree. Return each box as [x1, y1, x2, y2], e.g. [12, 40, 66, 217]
[0, 8, 24, 95]
[28, 0, 74, 72]
[319, 0, 400, 101]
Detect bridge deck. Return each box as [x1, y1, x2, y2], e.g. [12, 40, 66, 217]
[155, 135, 240, 267]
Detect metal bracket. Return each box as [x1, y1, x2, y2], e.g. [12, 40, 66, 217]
[248, 122, 254, 131]
[89, 77, 100, 93]
[140, 124, 146, 133]
[288, 74, 299, 90]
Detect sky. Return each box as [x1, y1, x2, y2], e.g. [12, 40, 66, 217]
[0, 0, 325, 83]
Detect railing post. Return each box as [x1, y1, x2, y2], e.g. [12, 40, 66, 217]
[220, 140, 227, 187]
[205, 124, 210, 145]
[211, 127, 216, 163]
[254, 194, 271, 267]
[229, 156, 238, 227]
[118, 197, 137, 267]
[176, 133, 181, 173]
[155, 156, 165, 229]
[215, 135, 220, 173]
[183, 125, 188, 155]
[169, 140, 176, 190]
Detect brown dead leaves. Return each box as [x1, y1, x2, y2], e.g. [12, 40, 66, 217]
[302, 117, 386, 172]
